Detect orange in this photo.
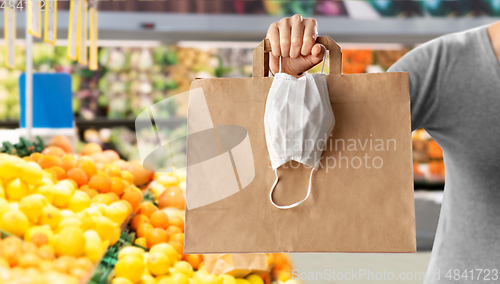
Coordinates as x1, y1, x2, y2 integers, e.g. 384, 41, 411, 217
80, 186, 98, 199
136, 202, 158, 218
185, 254, 203, 270
70, 267, 89, 279
81, 143, 103, 156
169, 215, 185, 232
53, 255, 76, 273
169, 241, 184, 259
30, 152, 43, 163
88, 173, 112, 193
166, 226, 182, 238
48, 135, 74, 154
106, 192, 120, 203
38, 155, 62, 169
146, 228, 168, 248
30, 232, 49, 246
121, 171, 134, 184
127, 160, 154, 186
110, 177, 126, 196
67, 168, 88, 187
137, 223, 154, 238
150, 210, 169, 229
91, 152, 111, 164
118, 200, 133, 215
17, 252, 41, 268
105, 165, 122, 178
1, 236, 22, 265
74, 257, 94, 271
61, 154, 77, 172
130, 214, 149, 231
112, 159, 129, 170
37, 244, 55, 260
78, 160, 97, 179
50, 166, 67, 180
169, 233, 184, 246
121, 188, 143, 211
157, 186, 185, 210
41, 146, 66, 158
21, 242, 39, 254
104, 150, 120, 162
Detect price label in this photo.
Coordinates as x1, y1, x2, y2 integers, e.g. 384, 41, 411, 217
89, 7, 98, 70
44, 0, 57, 45
77, 0, 88, 65
4, 2, 16, 68
28, 0, 42, 38
67, 0, 81, 60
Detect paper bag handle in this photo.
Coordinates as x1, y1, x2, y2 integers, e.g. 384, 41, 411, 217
252, 36, 342, 78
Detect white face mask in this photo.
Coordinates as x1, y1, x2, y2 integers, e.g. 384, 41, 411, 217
264, 47, 335, 209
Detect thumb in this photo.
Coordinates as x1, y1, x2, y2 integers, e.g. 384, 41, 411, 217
306, 43, 326, 67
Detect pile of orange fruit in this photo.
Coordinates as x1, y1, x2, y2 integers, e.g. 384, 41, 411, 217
0, 138, 154, 283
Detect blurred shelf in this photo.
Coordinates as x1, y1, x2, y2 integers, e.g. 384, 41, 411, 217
0, 117, 187, 130
0, 12, 499, 44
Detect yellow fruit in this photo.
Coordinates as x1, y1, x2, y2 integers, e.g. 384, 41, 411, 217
115, 255, 146, 283
24, 225, 54, 247
134, 237, 148, 248
19, 194, 47, 222
169, 273, 190, 284
113, 277, 135, 284
190, 278, 200, 284
57, 180, 76, 193
0, 155, 23, 181
84, 230, 104, 263
111, 277, 134, 284
5, 178, 29, 201
156, 174, 179, 187
90, 203, 107, 215
9, 201, 19, 211
235, 279, 250, 284
157, 276, 171, 284
75, 211, 94, 231
200, 275, 223, 284
0, 258, 10, 268
221, 275, 236, 284
105, 201, 129, 225
92, 215, 116, 241
170, 261, 193, 278
39, 205, 62, 230
34, 185, 55, 204
52, 185, 72, 208
140, 275, 157, 284
0, 198, 10, 218
0, 182, 5, 198
0, 210, 29, 237
147, 252, 171, 276
92, 194, 113, 205
150, 243, 180, 262
245, 275, 263, 284
22, 162, 44, 186
55, 227, 86, 257
55, 217, 83, 233
68, 191, 91, 213
118, 246, 145, 261
39, 176, 54, 188
60, 209, 74, 218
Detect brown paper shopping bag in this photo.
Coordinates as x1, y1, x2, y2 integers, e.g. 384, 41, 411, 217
184, 37, 415, 253
203, 254, 268, 278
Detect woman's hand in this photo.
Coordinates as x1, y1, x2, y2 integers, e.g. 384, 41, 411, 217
266, 15, 325, 76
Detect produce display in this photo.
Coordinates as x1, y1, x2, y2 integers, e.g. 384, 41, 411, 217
412, 129, 445, 183
0, 137, 297, 284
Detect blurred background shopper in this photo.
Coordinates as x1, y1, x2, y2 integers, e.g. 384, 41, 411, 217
267, 15, 500, 284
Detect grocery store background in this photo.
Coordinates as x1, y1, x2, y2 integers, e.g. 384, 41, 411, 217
1, 0, 498, 283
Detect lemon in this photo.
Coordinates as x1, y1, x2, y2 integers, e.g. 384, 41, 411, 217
54, 227, 86, 257
190, 278, 200, 284
0, 183, 5, 198
170, 261, 193, 278
92, 215, 116, 241
156, 175, 178, 187
53, 185, 73, 208
147, 252, 171, 276
90, 203, 107, 215
245, 275, 264, 284
22, 162, 44, 186
60, 209, 74, 218
5, 178, 29, 201
221, 275, 236, 284
9, 201, 19, 211
235, 279, 250, 284
0, 198, 10, 218
24, 225, 55, 247
38, 205, 62, 230
55, 217, 83, 233
105, 201, 129, 225
19, 194, 47, 222
118, 246, 145, 261
39, 177, 54, 188
84, 230, 104, 263
112, 277, 134, 284
56, 180, 76, 194
134, 237, 148, 248
0, 210, 29, 237
156, 275, 171, 284
150, 243, 180, 262
115, 255, 146, 283
140, 275, 157, 284
75, 211, 94, 231
169, 273, 190, 284
34, 185, 55, 204
68, 191, 91, 213
0, 155, 23, 181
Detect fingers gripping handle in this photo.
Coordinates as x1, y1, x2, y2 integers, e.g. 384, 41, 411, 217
252, 36, 342, 78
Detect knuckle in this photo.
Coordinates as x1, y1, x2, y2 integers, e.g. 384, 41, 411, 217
303, 37, 316, 46
291, 38, 302, 47
290, 14, 303, 23
279, 17, 290, 26
304, 18, 317, 26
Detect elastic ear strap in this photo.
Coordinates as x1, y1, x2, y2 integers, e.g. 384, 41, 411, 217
318, 44, 327, 74
269, 168, 316, 210
278, 56, 282, 73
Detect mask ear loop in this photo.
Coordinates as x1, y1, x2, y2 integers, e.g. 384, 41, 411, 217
278, 56, 282, 73
270, 168, 316, 209
318, 44, 327, 74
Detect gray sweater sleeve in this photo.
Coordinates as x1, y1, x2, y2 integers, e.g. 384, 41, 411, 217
388, 38, 445, 131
